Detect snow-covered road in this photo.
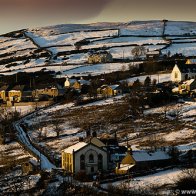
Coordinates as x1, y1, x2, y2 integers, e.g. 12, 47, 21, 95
13, 118, 56, 170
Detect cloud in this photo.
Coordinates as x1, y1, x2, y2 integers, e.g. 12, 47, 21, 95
0, 0, 112, 21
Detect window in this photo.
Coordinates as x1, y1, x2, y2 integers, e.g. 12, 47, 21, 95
89, 154, 94, 163
175, 72, 178, 79
98, 154, 103, 170
80, 155, 85, 170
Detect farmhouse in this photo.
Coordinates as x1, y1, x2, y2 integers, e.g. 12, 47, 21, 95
186, 59, 196, 64
146, 50, 161, 61
171, 64, 196, 82
115, 149, 171, 174
32, 83, 64, 100
115, 150, 135, 175
0, 85, 9, 102
64, 77, 80, 89
97, 84, 122, 97
88, 50, 113, 64
8, 85, 25, 103
131, 150, 171, 170
64, 77, 90, 90
178, 79, 196, 94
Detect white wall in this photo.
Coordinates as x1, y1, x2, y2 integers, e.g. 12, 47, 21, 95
171, 64, 182, 82
74, 144, 107, 174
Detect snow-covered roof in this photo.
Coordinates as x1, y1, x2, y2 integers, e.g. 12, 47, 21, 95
109, 84, 120, 90
146, 50, 160, 55
0, 85, 9, 91
69, 79, 78, 85
78, 79, 90, 85
132, 150, 170, 162
172, 87, 179, 93
62, 142, 88, 154
183, 79, 195, 85
176, 64, 196, 73
186, 59, 196, 64
118, 164, 135, 171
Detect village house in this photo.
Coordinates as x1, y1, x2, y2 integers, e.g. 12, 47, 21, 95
132, 149, 171, 170
32, 83, 64, 100
0, 85, 9, 102
88, 50, 113, 64
97, 84, 122, 97
64, 77, 90, 90
116, 149, 171, 174
64, 77, 80, 89
178, 79, 196, 94
8, 85, 25, 103
146, 50, 161, 61
61, 140, 108, 175
21, 159, 39, 175
186, 58, 196, 64
115, 150, 135, 175
171, 63, 196, 82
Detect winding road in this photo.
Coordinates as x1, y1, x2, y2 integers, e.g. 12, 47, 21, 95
13, 114, 56, 171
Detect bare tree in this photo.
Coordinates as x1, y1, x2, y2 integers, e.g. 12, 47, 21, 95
121, 64, 126, 72
131, 46, 146, 59
53, 119, 63, 137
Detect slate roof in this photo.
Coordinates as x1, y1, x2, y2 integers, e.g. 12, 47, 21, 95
11, 85, 25, 91
183, 79, 195, 85
0, 85, 9, 91
78, 79, 90, 85
177, 64, 196, 73
35, 83, 63, 90
109, 84, 120, 90
132, 150, 170, 162
62, 142, 88, 154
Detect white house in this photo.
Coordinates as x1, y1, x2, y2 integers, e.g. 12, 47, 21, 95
171, 64, 196, 82
64, 77, 90, 90
186, 59, 196, 64
62, 141, 108, 175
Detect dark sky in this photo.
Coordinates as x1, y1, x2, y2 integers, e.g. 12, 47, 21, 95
0, 0, 195, 34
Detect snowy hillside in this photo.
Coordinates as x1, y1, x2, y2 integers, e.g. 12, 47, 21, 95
0, 20, 195, 76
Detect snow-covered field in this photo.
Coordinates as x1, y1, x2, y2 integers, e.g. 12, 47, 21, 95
0, 169, 40, 195
125, 73, 171, 84
0, 142, 32, 168
144, 101, 196, 118
109, 45, 166, 60
0, 20, 195, 75
61, 62, 132, 77
22, 96, 125, 153
25, 30, 119, 48
165, 21, 196, 36
162, 43, 196, 56
105, 168, 182, 190
0, 38, 37, 55
120, 21, 164, 36
91, 36, 167, 47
